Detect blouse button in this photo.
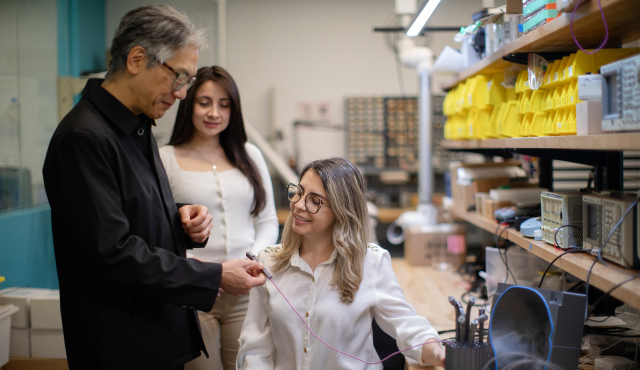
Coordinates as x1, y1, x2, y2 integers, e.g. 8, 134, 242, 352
312, 277, 315, 282
305, 312, 309, 317
137, 127, 144, 136
304, 347, 307, 353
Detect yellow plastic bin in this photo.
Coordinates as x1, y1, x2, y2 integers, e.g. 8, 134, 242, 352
531, 112, 550, 136
465, 75, 489, 109
542, 61, 555, 89
485, 73, 507, 107
499, 101, 522, 138
485, 102, 506, 138
565, 48, 640, 82
468, 106, 493, 139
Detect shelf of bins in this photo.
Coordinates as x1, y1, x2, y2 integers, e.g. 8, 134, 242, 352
450, 205, 640, 310
440, 133, 640, 151
442, 0, 640, 90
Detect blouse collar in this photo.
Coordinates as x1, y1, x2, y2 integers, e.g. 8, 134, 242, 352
290, 246, 338, 275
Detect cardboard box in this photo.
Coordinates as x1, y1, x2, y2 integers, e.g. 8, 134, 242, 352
506, 0, 523, 13
449, 160, 521, 210
4, 358, 68, 370
30, 291, 61, 330
0, 289, 50, 329
9, 329, 29, 358
576, 100, 606, 136
404, 224, 466, 266
456, 177, 510, 210
30, 330, 66, 359
475, 193, 488, 214
483, 199, 513, 220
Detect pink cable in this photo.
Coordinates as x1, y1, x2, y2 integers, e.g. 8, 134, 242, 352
267, 276, 447, 365
570, 0, 609, 55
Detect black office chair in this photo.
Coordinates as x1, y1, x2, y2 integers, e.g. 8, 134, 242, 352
372, 319, 405, 370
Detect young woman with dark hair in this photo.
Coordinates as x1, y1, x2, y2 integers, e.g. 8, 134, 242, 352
159, 66, 279, 370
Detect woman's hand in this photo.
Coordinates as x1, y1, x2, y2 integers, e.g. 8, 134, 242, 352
420, 341, 445, 367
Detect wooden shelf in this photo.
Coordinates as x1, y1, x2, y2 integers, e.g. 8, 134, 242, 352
442, 0, 640, 89
440, 133, 640, 151
450, 205, 640, 310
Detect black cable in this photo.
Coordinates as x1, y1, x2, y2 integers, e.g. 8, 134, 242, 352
590, 272, 640, 312
553, 224, 582, 250
538, 249, 592, 288
494, 221, 517, 285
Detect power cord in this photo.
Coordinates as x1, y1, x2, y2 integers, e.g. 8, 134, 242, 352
553, 224, 583, 251
538, 249, 594, 288
494, 221, 517, 285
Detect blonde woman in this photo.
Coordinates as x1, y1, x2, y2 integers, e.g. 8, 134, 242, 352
237, 158, 445, 369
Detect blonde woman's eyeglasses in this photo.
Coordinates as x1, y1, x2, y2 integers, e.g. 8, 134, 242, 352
287, 183, 330, 214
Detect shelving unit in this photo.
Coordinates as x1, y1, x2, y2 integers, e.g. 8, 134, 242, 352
442, 0, 640, 89
437, 0, 640, 314
440, 133, 640, 151
450, 205, 640, 310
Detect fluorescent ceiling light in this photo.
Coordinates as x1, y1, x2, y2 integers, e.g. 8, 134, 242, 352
406, 0, 443, 37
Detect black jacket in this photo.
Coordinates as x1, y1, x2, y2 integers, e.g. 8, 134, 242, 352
43, 79, 221, 370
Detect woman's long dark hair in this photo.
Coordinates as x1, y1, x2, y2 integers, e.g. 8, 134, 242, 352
169, 66, 266, 216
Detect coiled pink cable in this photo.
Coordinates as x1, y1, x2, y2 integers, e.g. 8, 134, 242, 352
570, 0, 608, 55
267, 276, 446, 365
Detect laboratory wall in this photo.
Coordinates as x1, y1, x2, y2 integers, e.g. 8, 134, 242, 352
105, 0, 483, 166
227, 0, 482, 165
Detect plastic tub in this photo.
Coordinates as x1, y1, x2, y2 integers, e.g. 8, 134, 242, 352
0, 304, 20, 367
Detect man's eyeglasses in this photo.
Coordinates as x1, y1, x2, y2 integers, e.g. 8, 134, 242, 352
287, 183, 330, 214
162, 62, 196, 91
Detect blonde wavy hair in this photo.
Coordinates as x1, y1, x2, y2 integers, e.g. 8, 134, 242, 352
272, 157, 371, 304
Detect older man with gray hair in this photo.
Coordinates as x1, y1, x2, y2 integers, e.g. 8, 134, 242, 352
43, 5, 265, 370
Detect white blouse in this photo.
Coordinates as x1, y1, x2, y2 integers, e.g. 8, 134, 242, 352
237, 244, 441, 370
159, 143, 279, 263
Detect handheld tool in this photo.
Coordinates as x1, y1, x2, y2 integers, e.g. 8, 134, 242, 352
245, 251, 273, 279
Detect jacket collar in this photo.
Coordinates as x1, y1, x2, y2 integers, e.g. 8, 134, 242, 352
81, 78, 156, 135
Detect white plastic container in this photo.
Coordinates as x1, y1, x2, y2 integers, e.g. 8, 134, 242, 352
484, 247, 556, 297
30, 290, 62, 330
0, 304, 20, 366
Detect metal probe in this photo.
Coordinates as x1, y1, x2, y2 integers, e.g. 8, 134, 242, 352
245, 251, 273, 279
447, 296, 460, 342
468, 319, 478, 346
465, 296, 476, 345
455, 300, 466, 344
476, 310, 489, 345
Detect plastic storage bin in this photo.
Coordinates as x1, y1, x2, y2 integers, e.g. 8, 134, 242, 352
484, 246, 554, 297
0, 304, 20, 367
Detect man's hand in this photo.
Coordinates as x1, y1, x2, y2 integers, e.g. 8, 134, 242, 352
421, 341, 445, 367
179, 205, 213, 243
220, 259, 267, 296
